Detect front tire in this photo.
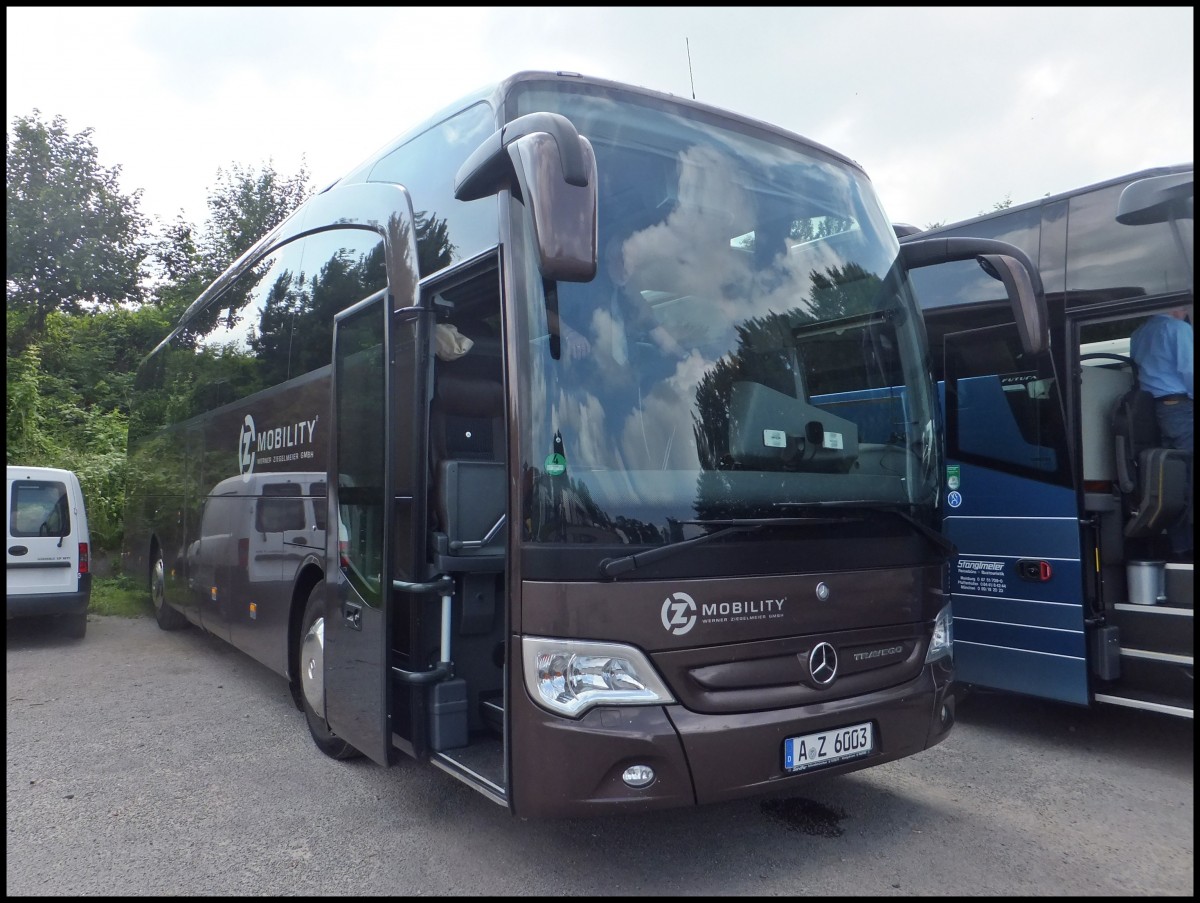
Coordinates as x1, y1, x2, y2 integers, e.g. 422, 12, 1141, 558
299, 581, 360, 760
151, 547, 188, 630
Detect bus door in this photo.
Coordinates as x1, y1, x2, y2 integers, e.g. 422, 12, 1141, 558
942, 322, 1089, 704
325, 295, 394, 763
324, 187, 426, 766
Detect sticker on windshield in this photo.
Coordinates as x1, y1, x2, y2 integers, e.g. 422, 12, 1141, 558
947, 491, 962, 508
546, 430, 567, 476
946, 465, 960, 490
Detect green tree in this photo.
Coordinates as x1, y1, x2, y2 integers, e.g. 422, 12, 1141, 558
147, 159, 313, 314
37, 305, 178, 415
978, 193, 1014, 216
200, 159, 312, 272
7, 110, 317, 556
5, 343, 129, 550
6, 110, 148, 353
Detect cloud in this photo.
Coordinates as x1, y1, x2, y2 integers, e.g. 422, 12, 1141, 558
6, 6, 1192, 232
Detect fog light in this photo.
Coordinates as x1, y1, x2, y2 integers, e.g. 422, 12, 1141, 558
622, 764, 655, 788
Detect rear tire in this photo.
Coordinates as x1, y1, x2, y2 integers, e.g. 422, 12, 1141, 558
151, 548, 188, 630
299, 581, 361, 760
62, 612, 87, 639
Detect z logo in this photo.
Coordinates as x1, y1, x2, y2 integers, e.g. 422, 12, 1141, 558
661, 591, 697, 636
239, 414, 257, 480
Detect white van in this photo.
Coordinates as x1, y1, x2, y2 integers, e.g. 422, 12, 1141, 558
6, 465, 92, 638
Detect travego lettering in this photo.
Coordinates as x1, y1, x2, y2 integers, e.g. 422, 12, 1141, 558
853, 646, 903, 661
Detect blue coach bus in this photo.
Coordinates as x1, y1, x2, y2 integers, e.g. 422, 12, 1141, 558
903, 165, 1193, 719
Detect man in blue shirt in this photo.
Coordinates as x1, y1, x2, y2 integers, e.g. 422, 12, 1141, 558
1130, 305, 1193, 556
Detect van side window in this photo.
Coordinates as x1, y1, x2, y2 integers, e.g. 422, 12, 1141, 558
256, 498, 306, 533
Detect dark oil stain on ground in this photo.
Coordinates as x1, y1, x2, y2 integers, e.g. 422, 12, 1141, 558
760, 797, 847, 837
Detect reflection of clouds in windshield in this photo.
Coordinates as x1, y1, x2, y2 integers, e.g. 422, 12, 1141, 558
618, 354, 706, 472
556, 387, 614, 468
614, 141, 872, 351
536, 140, 886, 492
750, 244, 847, 320
584, 305, 629, 372
622, 145, 754, 298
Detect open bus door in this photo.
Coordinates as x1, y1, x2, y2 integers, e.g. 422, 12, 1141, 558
320, 116, 599, 770
898, 235, 1088, 702
322, 185, 426, 765
941, 321, 1091, 704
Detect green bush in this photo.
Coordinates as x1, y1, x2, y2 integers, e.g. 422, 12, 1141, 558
89, 574, 151, 618
6, 342, 130, 553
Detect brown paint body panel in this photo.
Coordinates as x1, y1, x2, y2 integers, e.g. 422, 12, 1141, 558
509, 566, 951, 817
520, 566, 936, 647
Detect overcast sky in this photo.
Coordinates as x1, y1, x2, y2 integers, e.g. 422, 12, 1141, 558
6, 6, 1194, 233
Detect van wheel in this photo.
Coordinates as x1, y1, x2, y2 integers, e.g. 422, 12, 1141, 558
62, 613, 87, 639
151, 549, 188, 631
299, 581, 361, 760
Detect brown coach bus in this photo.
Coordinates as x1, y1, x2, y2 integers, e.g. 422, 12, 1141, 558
123, 70, 1045, 817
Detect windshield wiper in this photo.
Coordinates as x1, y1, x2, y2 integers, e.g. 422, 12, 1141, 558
775, 501, 957, 557
881, 507, 957, 556
598, 516, 850, 579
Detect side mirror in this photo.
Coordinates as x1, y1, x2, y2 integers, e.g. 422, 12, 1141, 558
1116, 172, 1193, 226
454, 111, 598, 282
901, 236, 1048, 357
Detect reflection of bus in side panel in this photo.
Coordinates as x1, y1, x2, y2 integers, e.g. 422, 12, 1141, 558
903, 164, 1193, 720
125, 71, 1047, 818
126, 363, 330, 677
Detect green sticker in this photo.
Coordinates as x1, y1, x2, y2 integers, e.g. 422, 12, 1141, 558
946, 465, 960, 491
545, 452, 566, 476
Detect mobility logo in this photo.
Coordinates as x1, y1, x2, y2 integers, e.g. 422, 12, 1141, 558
238, 413, 320, 481
660, 591, 787, 635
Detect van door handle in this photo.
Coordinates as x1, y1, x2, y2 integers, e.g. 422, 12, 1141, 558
343, 601, 363, 630
9, 545, 28, 556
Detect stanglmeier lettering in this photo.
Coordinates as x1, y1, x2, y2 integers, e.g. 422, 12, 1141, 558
702, 598, 785, 617
957, 559, 1004, 573
256, 416, 319, 453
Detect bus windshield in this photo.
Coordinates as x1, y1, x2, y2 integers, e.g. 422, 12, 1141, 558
512, 85, 938, 545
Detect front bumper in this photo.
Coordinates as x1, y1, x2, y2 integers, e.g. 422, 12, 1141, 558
508, 655, 954, 818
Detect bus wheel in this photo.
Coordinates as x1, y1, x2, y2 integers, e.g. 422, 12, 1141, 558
151, 547, 188, 631
299, 581, 361, 760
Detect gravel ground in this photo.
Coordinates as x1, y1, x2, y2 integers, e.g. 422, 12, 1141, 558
6, 614, 1193, 896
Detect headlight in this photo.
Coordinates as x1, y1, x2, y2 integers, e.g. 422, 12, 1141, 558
924, 602, 953, 663
522, 637, 675, 718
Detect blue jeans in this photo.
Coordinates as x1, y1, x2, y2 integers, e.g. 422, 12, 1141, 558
1155, 397, 1193, 555
1155, 397, 1193, 452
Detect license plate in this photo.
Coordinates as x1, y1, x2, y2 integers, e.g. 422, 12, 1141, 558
784, 722, 874, 773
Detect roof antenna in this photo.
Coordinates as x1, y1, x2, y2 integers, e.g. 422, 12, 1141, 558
686, 38, 696, 100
